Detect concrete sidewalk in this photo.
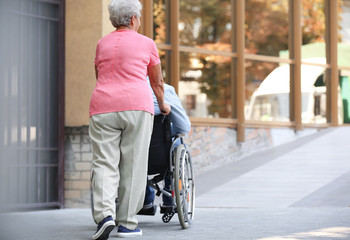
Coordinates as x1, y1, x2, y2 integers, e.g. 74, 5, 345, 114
1, 127, 350, 240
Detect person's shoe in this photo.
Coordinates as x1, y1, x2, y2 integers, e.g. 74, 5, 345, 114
160, 204, 174, 214
137, 205, 157, 215
116, 225, 142, 238
137, 202, 157, 216
141, 202, 153, 210
92, 216, 115, 240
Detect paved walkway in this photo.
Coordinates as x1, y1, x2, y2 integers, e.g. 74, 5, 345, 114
1, 127, 350, 240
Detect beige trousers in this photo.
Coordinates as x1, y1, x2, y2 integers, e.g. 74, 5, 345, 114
89, 111, 153, 229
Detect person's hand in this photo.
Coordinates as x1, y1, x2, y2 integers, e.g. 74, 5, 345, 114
159, 102, 171, 115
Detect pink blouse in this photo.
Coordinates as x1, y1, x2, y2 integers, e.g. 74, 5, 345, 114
89, 30, 160, 117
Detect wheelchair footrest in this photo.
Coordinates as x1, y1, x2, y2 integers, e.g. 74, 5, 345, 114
160, 205, 176, 223
137, 205, 157, 216
162, 212, 175, 223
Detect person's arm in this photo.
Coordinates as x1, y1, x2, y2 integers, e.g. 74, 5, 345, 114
148, 63, 171, 115
165, 86, 191, 135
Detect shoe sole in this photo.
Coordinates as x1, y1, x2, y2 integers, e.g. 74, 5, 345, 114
116, 229, 142, 238
92, 221, 115, 240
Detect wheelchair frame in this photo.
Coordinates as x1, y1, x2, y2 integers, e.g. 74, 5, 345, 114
171, 135, 195, 228
146, 128, 195, 229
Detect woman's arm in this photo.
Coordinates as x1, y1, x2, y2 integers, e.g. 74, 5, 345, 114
148, 63, 171, 115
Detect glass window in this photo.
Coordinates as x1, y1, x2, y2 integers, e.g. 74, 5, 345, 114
300, 65, 327, 124
179, 52, 232, 118
339, 0, 350, 123
339, 0, 350, 68
158, 49, 169, 83
245, 60, 328, 124
300, 0, 326, 64
179, 0, 232, 48
245, 0, 289, 57
250, 93, 289, 121
153, 0, 169, 44
245, 60, 286, 122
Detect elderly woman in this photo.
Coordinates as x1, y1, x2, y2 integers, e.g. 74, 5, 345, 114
89, 0, 170, 239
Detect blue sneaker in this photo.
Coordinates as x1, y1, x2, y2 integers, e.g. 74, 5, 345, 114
92, 216, 115, 240
116, 225, 142, 238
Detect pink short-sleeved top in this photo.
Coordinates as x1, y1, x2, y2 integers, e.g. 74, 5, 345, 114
89, 30, 160, 117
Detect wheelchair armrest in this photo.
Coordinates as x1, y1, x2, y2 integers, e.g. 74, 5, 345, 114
173, 133, 186, 138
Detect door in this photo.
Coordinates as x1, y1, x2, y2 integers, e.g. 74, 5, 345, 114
0, 0, 64, 210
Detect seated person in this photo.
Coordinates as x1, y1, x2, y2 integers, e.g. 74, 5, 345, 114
142, 79, 191, 211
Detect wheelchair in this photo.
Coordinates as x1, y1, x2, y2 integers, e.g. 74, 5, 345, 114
138, 114, 195, 229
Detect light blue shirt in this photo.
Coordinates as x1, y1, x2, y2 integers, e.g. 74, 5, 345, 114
148, 79, 191, 135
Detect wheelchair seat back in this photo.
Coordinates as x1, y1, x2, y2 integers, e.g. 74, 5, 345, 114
148, 115, 172, 175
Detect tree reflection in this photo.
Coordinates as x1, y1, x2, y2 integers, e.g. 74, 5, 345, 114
153, 0, 346, 118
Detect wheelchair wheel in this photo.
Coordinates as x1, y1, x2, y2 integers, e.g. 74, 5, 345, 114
174, 144, 195, 229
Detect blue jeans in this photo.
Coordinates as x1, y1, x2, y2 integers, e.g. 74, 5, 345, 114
144, 177, 172, 206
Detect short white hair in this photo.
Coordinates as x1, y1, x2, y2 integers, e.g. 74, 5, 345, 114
108, 0, 142, 28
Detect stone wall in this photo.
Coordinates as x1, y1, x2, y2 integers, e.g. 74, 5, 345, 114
64, 125, 309, 208
64, 126, 92, 208
186, 126, 273, 176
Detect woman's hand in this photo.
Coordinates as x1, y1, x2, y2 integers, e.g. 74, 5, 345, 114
159, 102, 171, 115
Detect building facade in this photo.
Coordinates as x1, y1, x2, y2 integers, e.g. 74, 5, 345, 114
1, 0, 349, 209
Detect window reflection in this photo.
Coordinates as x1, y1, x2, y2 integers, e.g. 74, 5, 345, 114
301, 0, 325, 44
161, 0, 347, 124
340, 0, 350, 58
299, 0, 326, 65
339, 0, 350, 123
245, 0, 289, 56
153, 0, 168, 44
158, 49, 168, 82
245, 60, 279, 103
179, 52, 232, 118
245, 61, 330, 124
279, 1, 349, 67
179, 0, 232, 48
245, 60, 282, 121
250, 94, 290, 122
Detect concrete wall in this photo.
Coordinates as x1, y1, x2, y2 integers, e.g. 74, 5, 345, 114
65, 0, 114, 127
102, 0, 116, 37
